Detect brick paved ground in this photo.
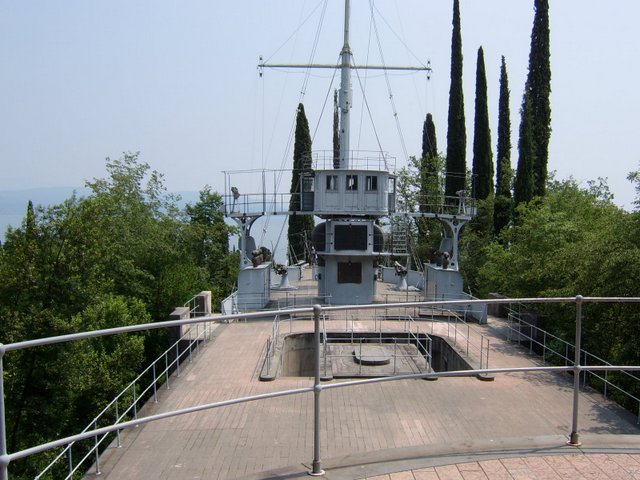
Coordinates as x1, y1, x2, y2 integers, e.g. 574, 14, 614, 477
364, 453, 640, 480
88, 297, 640, 480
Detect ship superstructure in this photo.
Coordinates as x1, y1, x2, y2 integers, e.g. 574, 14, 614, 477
223, 0, 476, 311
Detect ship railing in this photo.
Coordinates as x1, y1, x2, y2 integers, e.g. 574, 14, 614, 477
274, 293, 332, 310
374, 306, 488, 371
426, 308, 490, 371
409, 194, 478, 217
183, 291, 212, 319
423, 292, 487, 324
505, 304, 640, 414
263, 314, 282, 375
220, 290, 238, 316
5, 297, 640, 480
222, 191, 296, 216
221, 191, 477, 218
307, 150, 396, 172
32, 308, 215, 480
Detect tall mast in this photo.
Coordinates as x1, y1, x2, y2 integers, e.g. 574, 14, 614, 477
338, 0, 352, 169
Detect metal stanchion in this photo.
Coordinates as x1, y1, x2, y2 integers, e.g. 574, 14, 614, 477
568, 295, 583, 446
0, 347, 9, 480
309, 305, 325, 476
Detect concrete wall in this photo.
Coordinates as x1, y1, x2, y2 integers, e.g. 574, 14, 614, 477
281, 333, 315, 377
430, 336, 472, 373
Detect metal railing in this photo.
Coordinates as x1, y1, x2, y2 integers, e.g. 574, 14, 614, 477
220, 290, 238, 316
308, 150, 396, 171
274, 293, 333, 310
33, 320, 215, 479
1, 297, 639, 480
319, 311, 435, 378
425, 292, 488, 324
420, 307, 491, 370
505, 305, 640, 422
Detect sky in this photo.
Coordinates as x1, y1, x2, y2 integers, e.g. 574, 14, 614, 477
1, 0, 639, 211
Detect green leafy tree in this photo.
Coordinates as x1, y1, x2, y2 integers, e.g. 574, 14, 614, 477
471, 46, 493, 201
526, 0, 552, 197
185, 186, 238, 306
0, 153, 237, 478
627, 167, 640, 211
475, 178, 640, 411
494, 56, 513, 234
288, 103, 315, 263
445, 0, 467, 199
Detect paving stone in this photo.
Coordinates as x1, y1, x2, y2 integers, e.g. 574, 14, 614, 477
92, 306, 640, 480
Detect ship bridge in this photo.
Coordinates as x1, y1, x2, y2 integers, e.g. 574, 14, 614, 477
222, 151, 476, 220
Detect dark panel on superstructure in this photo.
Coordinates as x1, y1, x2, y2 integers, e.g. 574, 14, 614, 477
335, 225, 367, 250
337, 262, 362, 284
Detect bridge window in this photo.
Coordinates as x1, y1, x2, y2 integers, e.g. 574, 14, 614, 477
346, 175, 358, 191
302, 177, 314, 192
388, 177, 396, 193
365, 175, 378, 191
326, 175, 338, 191
337, 262, 362, 284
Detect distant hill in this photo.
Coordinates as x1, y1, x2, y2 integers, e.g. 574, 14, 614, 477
0, 188, 202, 241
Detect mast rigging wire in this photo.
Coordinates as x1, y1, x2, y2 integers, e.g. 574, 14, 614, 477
261, 1, 329, 252
368, 0, 409, 164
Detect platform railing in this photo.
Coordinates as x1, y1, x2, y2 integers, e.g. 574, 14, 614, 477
505, 305, 640, 422
32, 319, 215, 480
1, 297, 640, 479
420, 309, 490, 370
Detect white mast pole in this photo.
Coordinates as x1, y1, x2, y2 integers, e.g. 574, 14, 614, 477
338, 0, 352, 169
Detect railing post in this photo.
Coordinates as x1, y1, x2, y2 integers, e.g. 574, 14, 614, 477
393, 338, 397, 374
152, 363, 158, 403
466, 325, 470, 356
165, 352, 170, 389
310, 304, 325, 476
454, 317, 457, 345
568, 295, 583, 446
133, 383, 138, 420
480, 334, 484, 369
486, 338, 490, 369
176, 344, 180, 377
94, 420, 101, 475
115, 400, 121, 447
0, 346, 8, 480
68, 444, 73, 477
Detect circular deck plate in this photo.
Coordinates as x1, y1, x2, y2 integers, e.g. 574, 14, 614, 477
353, 345, 391, 365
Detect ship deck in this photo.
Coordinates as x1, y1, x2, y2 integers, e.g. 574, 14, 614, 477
89, 277, 640, 479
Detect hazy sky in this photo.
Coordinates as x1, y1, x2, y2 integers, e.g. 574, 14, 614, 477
2, 1, 639, 209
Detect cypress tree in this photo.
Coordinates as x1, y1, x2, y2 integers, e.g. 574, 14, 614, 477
418, 113, 443, 254
422, 112, 438, 160
471, 46, 493, 201
288, 103, 315, 264
494, 56, 513, 233
514, 92, 535, 207
526, 0, 551, 197
445, 0, 466, 199
419, 113, 439, 212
